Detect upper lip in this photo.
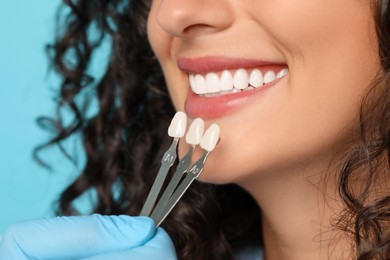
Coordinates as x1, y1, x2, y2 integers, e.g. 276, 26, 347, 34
177, 56, 286, 74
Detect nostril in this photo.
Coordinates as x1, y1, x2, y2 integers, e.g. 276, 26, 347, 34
182, 24, 217, 37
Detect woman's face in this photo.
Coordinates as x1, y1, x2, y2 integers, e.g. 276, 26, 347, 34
147, 0, 380, 184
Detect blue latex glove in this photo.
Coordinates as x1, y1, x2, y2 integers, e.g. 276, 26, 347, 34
0, 214, 177, 259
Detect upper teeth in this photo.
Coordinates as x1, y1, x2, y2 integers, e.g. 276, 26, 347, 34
189, 68, 288, 96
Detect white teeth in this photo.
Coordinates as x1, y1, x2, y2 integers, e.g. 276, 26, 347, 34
221, 89, 240, 95
189, 68, 288, 96
249, 69, 263, 88
189, 74, 196, 92
220, 70, 233, 90
277, 68, 289, 79
194, 74, 207, 94
233, 69, 249, 90
205, 73, 220, 93
244, 86, 255, 91
263, 71, 276, 84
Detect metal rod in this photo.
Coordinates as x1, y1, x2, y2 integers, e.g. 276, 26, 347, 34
153, 152, 209, 226
150, 147, 194, 220
139, 139, 178, 216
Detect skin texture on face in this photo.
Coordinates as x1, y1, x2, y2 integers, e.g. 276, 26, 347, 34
148, 0, 379, 185
147, 1, 380, 258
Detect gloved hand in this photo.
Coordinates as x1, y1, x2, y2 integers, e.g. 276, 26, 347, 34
0, 214, 177, 259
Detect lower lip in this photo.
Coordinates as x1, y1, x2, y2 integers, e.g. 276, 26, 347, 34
185, 79, 281, 119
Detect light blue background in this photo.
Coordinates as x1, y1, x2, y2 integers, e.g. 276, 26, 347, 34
0, 1, 92, 233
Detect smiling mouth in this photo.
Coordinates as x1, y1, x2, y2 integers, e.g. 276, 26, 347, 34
180, 56, 289, 118
189, 68, 289, 97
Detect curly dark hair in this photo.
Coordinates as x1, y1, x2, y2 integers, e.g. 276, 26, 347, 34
36, 0, 389, 259
335, 2, 390, 259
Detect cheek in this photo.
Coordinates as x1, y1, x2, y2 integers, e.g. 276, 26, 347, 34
258, 0, 379, 135
195, 2, 379, 183
257, 1, 376, 61
147, 0, 175, 74
147, 3, 186, 110
164, 66, 188, 111
147, 1, 165, 61
147, 0, 380, 184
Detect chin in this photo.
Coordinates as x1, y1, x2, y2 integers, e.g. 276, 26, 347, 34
196, 168, 231, 184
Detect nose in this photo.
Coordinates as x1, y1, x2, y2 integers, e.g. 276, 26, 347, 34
156, 0, 233, 37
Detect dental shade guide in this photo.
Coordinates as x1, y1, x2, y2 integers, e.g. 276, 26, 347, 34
149, 118, 205, 222
139, 113, 220, 227
152, 123, 220, 227
139, 111, 187, 216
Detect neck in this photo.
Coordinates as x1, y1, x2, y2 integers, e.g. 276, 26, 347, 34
238, 153, 353, 260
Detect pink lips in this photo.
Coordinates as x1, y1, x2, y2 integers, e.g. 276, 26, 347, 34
177, 56, 281, 74
178, 56, 287, 119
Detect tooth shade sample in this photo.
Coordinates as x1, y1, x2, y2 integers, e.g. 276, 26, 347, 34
233, 69, 249, 89
220, 70, 234, 91
168, 112, 187, 138
185, 118, 205, 145
200, 124, 220, 152
249, 69, 264, 87
263, 71, 276, 84
205, 73, 220, 93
